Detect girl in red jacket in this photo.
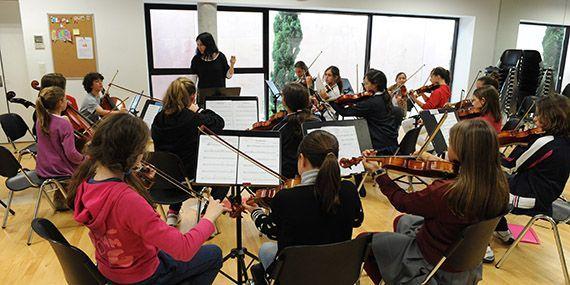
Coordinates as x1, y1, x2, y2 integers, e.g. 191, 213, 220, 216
67, 113, 229, 284
411, 67, 451, 110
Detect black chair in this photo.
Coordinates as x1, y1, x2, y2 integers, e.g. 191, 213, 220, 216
420, 216, 503, 284
562, 84, 570, 98
265, 233, 372, 285
146, 151, 204, 222
31, 218, 108, 285
0, 146, 67, 245
496, 199, 570, 284
0, 113, 37, 161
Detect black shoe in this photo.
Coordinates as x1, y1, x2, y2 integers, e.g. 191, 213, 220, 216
251, 263, 267, 285
359, 187, 367, 198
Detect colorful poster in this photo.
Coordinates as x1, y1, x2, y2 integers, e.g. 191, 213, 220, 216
76, 37, 94, 59
55, 29, 72, 42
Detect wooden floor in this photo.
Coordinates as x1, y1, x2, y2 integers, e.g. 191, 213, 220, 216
1, 144, 569, 284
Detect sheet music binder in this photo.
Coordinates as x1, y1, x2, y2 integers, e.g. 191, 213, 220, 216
205, 96, 259, 130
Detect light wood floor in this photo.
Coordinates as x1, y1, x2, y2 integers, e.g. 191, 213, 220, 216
1, 144, 569, 284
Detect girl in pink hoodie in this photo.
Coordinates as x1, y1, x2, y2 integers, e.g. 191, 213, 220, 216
66, 113, 229, 284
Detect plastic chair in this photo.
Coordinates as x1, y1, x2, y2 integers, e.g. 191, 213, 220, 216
0, 113, 37, 161
496, 199, 570, 284
421, 216, 503, 284
0, 146, 68, 245
266, 233, 372, 285
146, 151, 204, 222
31, 218, 108, 285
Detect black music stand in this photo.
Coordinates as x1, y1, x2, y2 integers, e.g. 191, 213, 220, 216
265, 80, 281, 115
198, 87, 241, 107
194, 130, 281, 285
419, 110, 457, 154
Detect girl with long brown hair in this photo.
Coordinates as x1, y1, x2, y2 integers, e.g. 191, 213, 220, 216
471, 86, 503, 133
35, 86, 85, 210
360, 119, 509, 284
151, 77, 224, 226
67, 113, 228, 285
271, 82, 320, 179
243, 130, 363, 275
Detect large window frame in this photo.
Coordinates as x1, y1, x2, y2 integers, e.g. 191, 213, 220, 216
518, 21, 570, 92
144, 3, 459, 119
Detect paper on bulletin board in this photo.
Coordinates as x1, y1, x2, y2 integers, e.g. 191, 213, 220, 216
75, 37, 94, 59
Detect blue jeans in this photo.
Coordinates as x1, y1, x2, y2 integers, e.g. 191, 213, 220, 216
137, 245, 222, 285
258, 242, 278, 270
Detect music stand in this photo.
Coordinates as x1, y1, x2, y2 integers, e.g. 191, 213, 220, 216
341, 78, 354, 94
139, 99, 163, 128
205, 96, 259, 130
128, 93, 142, 116
265, 80, 281, 115
198, 87, 241, 107
194, 130, 281, 285
419, 109, 458, 154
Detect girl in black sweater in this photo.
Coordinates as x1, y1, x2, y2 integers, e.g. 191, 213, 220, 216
151, 77, 224, 226
244, 130, 364, 273
272, 82, 320, 179
488, 94, 570, 260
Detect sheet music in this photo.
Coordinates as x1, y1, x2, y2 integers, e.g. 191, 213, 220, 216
206, 100, 258, 130
308, 125, 365, 176
195, 135, 239, 184
142, 103, 162, 128
236, 136, 281, 185
433, 112, 458, 145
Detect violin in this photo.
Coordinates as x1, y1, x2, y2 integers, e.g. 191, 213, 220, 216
340, 155, 457, 178
100, 70, 126, 112
247, 177, 302, 209
31, 80, 94, 150
334, 91, 374, 106
410, 84, 440, 95
251, 110, 287, 131
498, 128, 544, 146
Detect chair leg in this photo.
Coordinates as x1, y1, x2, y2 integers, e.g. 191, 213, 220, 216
2, 191, 15, 228
548, 218, 570, 284
496, 215, 541, 268
27, 187, 45, 245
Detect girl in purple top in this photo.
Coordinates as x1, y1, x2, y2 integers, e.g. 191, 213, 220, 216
35, 86, 85, 209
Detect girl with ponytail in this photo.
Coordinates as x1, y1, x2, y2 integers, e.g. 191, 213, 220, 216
330, 69, 400, 154
244, 130, 364, 273
35, 86, 85, 210
68, 113, 228, 284
411, 66, 452, 110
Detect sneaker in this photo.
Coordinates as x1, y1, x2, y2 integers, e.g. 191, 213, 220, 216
483, 246, 495, 263
494, 230, 515, 245
166, 211, 181, 226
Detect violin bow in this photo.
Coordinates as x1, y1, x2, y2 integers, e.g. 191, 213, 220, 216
139, 160, 205, 199
389, 64, 426, 97
109, 82, 154, 101
465, 70, 482, 100
104, 69, 119, 98
416, 111, 448, 158
198, 125, 287, 183
513, 100, 536, 130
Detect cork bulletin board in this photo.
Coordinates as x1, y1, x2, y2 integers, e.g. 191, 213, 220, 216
48, 14, 97, 78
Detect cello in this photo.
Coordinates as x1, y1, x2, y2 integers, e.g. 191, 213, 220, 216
31, 80, 94, 150
100, 70, 127, 112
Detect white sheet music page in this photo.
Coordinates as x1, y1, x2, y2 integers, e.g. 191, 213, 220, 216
236, 136, 281, 186
308, 126, 365, 176
142, 104, 162, 128
195, 135, 239, 185
206, 100, 258, 130
433, 112, 458, 146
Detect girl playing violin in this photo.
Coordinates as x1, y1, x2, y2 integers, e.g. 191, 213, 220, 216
470, 86, 503, 133
411, 67, 452, 110
244, 130, 363, 274
294, 61, 314, 90
151, 77, 225, 226
80, 72, 123, 122
330, 69, 401, 154
67, 113, 229, 285
387, 72, 409, 112
360, 119, 509, 284
35, 86, 86, 210
318, 66, 343, 102
487, 94, 570, 260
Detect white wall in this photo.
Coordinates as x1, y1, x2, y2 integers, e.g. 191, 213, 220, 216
0, 0, 32, 143
18, 0, 150, 111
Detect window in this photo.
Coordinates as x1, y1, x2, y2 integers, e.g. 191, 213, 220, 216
149, 9, 198, 68
269, 11, 368, 94
217, 11, 263, 68
517, 23, 566, 90
369, 16, 456, 90
226, 73, 266, 119
151, 74, 195, 100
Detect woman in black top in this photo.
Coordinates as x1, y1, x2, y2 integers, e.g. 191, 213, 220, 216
244, 130, 364, 271
151, 77, 224, 226
189, 32, 236, 89
271, 82, 320, 179
330, 69, 400, 154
